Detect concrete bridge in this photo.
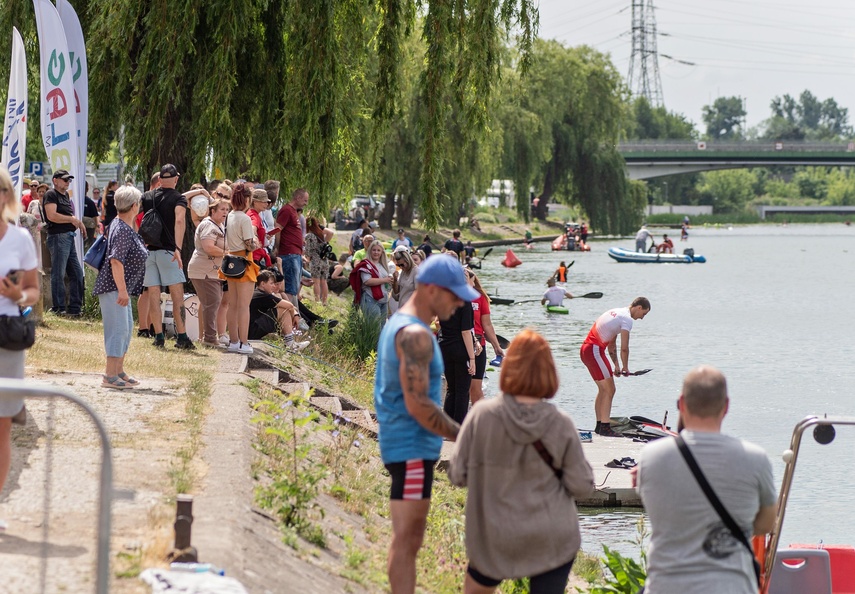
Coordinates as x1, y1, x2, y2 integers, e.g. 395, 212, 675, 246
619, 140, 855, 180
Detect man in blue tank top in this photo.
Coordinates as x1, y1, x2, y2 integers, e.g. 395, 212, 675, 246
374, 254, 479, 593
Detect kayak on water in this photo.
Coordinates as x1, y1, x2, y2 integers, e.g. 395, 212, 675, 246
545, 304, 569, 314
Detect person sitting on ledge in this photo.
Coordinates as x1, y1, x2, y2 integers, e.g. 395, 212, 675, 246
248, 269, 310, 351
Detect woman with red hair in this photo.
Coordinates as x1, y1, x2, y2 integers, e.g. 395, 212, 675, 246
449, 329, 594, 594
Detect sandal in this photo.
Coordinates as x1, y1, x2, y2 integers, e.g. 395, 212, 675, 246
118, 372, 140, 386
102, 376, 131, 390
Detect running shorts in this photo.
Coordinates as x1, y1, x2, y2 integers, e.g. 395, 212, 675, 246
580, 341, 613, 381
385, 459, 436, 500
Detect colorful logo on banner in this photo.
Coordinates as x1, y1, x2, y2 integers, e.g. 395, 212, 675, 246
33, 0, 82, 258
1, 27, 28, 200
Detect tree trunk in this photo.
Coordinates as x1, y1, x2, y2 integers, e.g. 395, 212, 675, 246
378, 191, 395, 229
535, 165, 556, 220
396, 195, 415, 227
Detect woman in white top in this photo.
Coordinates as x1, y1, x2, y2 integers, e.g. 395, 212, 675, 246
0, 165, 40, 528
188, 198, 229, 347
218, 182, 260, 354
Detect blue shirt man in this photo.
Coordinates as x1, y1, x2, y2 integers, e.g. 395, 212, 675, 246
373, 254, 479, 593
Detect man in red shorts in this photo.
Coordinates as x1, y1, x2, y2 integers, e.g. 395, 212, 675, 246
580, 297, 650, 437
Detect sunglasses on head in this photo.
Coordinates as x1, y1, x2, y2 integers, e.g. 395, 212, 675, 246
215, 192, 228, 199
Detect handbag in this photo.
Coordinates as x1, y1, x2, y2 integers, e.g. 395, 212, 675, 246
220, 215, 248, 279
83, 233, 108, 271
0, 312, 36, 350
675, 435, 762, 587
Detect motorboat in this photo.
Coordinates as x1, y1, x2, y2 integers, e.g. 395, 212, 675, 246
607, 246, 706, 263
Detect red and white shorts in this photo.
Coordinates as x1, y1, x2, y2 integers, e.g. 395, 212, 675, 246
385, 459, 436, 500
580, 341, 613, 381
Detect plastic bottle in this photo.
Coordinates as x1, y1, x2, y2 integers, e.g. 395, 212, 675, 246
169, 562, 225, 576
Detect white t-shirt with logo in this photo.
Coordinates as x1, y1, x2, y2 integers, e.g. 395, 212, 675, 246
589, 307, 633, 345
0, 225, 38, 317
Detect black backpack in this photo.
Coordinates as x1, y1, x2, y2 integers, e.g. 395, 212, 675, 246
138, 191, 165, 246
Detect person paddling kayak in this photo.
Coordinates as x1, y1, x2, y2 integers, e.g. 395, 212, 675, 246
554, 261, 570, 283
541, 277, 573, 307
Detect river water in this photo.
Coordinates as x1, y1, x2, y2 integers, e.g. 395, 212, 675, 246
475, 224, 855, 557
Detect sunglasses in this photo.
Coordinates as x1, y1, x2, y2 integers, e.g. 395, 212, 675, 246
214, 192, 228, 199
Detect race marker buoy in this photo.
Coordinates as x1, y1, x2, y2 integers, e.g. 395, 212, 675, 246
501, 249, 522, 268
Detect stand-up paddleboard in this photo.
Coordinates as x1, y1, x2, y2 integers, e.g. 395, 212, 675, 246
545, 304, 569, 314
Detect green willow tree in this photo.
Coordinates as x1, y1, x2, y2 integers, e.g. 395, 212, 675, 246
0, 0, 537, 229
496, 40, 640, 234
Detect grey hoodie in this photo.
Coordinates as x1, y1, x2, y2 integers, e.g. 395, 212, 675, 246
448, 393, 594, 580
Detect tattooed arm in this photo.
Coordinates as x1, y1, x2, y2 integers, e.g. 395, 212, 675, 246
396, 324, 460, 440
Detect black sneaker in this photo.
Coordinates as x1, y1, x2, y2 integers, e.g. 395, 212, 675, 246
137, 329, 151, 338
598, 427, 621, 438
175, 337, 196, 350
152, 336, 166, 349
324, 319, 339, 329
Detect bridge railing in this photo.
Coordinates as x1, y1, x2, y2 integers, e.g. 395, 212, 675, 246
618, 140, 855, 153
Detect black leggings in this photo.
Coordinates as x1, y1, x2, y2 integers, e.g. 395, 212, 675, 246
441, 347, 472, 425
467, 558, 575, 593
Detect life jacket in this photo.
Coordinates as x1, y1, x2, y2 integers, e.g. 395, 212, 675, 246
557, 266, 567, 282
349, 259, 385, 304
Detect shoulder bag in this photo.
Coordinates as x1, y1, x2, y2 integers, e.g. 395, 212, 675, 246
532, 437, 563, 480
83, 233, 108, 271
220, 215, 248, 279
0, 308, 36, 350
675, 435, 761, 587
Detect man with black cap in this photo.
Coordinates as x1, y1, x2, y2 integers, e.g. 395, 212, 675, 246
140, 164, 194, 349
43, 169, 86, 316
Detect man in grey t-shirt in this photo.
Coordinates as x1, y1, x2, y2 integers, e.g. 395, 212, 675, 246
635, 366, 777, 594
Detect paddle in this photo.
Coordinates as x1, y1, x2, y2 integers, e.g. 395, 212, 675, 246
616, 369, 652, 377
513, 292, 604, 306
496, 334, 510, 349
480, 247, 494, 259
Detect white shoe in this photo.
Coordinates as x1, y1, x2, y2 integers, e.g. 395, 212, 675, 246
227, 342, 240, 352
237, 342, 254, 354
219, 335, 230, 346
288, 340, 310, 352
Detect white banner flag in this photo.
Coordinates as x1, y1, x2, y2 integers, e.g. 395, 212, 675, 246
32, 0, 82, 259
1, 27, 27, 202
56, 0, 88, 213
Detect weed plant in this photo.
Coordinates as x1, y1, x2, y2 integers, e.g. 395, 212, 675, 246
252, 387, 332, 547
586, 516, 649, 593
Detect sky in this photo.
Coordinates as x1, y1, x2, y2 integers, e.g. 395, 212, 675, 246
534, 0, 855, 131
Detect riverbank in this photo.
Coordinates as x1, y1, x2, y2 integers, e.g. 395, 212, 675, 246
6, 308, 604, 592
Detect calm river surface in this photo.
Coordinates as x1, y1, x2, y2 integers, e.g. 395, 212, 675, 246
475, 224, 855, 557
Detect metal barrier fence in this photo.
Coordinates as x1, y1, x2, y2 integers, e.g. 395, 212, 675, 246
0, 378, 112, 594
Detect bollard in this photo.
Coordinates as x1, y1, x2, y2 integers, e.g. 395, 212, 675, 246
170, 494, 198, 562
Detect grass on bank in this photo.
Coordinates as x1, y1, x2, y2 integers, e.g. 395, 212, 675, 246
28, 312, 217, 498
647, 211, 855, 225
252, 291, 616, 592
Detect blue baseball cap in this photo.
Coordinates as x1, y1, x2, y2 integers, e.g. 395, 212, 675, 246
416, 254, 479, 301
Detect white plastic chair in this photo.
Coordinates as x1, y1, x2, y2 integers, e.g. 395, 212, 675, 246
768, 548, 832, 594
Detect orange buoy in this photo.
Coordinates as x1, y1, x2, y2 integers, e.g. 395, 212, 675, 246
502, 249, 522, 268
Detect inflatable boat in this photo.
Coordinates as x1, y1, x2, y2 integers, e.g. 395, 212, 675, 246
608, 246, 706, 264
